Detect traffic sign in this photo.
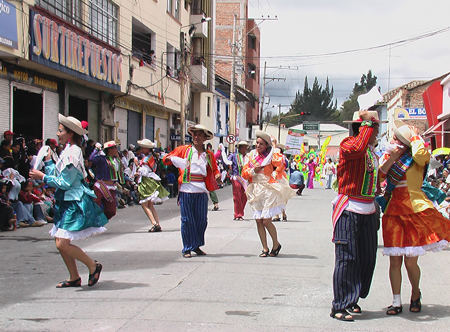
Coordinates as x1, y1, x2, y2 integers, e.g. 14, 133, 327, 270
226, 134, 236, 144
303, 123, 319, 131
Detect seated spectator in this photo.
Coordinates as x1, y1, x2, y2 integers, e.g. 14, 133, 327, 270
123, 176, 138, 205
18, 181, 46, 226
0, 181, 15, 231
289, 166, 305, 196
42, 185, 56, 223
3, 168, 42, 228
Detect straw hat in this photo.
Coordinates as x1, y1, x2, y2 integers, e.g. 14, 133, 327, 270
255, 130, 271, 145
237, 140, 250, 146
59, 114, 88, 135
393, 120, 412, 147
103, 140, 117, 149
276, 143, 285, 150
137, 138, 156, 149
187, 124, 214, 140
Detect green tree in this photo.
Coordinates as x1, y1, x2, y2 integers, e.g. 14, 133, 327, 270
275, 76, 339, 128
340, 70, 378, 123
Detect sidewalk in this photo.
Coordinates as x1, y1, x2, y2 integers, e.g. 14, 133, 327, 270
1, 184, 450, 331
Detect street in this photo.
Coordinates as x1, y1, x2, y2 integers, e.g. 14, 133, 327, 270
1, 183, 450, 331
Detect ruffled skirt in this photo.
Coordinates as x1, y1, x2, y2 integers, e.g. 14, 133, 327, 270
138, 177, 170, 204
50, 193, 109, 241
245, 175, 296, 219
383, 207, 450, 257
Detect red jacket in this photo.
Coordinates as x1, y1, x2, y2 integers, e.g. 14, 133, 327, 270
336, 125, 378, 202
163, 145, 220, 192
19, 191, 41, 204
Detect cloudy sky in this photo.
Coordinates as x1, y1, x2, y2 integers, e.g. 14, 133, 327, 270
247, 0, 450, 114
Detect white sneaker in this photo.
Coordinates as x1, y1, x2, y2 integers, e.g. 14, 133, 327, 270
31, 221, 45, 227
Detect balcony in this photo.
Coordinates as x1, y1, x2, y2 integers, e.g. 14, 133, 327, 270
190, 14, 208, 38
190, 62, 208, 92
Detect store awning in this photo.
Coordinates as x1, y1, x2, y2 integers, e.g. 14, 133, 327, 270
423, 119, 448, 136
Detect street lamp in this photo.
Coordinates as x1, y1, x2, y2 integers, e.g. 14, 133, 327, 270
179, 17, 211, 145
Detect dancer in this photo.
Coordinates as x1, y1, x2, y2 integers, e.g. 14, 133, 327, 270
163, 125, 220, 258
379, 121, 450, 315
137, 138, 169, 232
272, 143, 289, 222
330, 110, 381, 321
242, 131, 295, 257
306, 155, 317, 189
89, 140, 125, 219
228, 140, 249, 220
30, 114, 108, 288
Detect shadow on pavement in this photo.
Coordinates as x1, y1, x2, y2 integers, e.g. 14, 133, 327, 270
75, 280, 149, 291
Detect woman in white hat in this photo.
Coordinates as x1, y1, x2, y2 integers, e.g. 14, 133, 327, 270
137, 138, 169, 232
379, 121, 450, 315
242, 131, 295, 257
30, 114, 108, 288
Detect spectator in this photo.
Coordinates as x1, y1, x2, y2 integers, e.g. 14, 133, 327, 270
289, 165, 305, 196
45, 138, 60, 163
3, 130, 14, 142
19, 181, 46, 225
0, 181, 15, 231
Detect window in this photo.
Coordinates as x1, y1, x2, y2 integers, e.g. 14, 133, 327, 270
207, 96, 210, 117
132, 18, 156, 66
248, 63, 256, 80
37, 0, 82, 27
168, 0, 180, 20
166, 43, 180, 79
248, 35, 257, 50
90, 0, 118, 46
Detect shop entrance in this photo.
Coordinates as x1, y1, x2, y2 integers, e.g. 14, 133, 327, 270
69, 96, 88, 123
13, 87, 43, 141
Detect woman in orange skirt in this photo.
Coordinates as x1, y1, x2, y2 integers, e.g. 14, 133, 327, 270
379, 120, 450, 316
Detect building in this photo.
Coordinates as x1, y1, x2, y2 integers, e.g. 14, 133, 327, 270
214, 0, 260, 147
0, 0, 216, 151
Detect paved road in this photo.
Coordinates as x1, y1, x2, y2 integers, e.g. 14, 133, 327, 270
1, 183, 450, 331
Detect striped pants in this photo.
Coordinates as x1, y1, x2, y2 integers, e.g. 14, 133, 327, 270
332, 210, 378, 310
179, 192, 208, 253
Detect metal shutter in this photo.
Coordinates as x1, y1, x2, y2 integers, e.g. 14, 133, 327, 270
145, 115, 154, 141
88, 100, 99, 143
127, 110, 141, 147
114, 107, 128, 148
43, 90, 60, 140
0, 79, 10, 135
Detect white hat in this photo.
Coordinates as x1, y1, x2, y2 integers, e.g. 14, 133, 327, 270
128, 144, 135, 150
103, 140, 117, 149
137, 138, 156, 148
276, 143, 285, 150
255, 130, 271, 145
59, 114, 88, 135
393, 120, 412, 147
343, 111, 387, 123
237, 140, 250, 146
187, 124, 214, 140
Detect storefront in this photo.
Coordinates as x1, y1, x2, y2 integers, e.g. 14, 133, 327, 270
114, 98, 142, 149
143, 106, 169, 149
0, 61, 60, 142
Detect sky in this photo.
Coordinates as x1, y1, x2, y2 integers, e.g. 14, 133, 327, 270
247, 0, 450, 115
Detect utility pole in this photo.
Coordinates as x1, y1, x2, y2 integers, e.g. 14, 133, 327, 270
229, 14, 237, 153
180, 32, 186, 145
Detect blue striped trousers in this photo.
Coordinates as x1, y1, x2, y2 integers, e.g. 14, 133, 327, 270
332, 210, 378, 310
179, 192, 208, 253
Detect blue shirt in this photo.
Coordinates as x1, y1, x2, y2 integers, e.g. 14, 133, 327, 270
289, 170, 304, 186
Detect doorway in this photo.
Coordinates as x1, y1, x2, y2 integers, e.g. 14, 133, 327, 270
13, 87, 43, 141
69, 96, 88, 123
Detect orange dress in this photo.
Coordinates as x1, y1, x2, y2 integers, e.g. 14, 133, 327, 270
381, 137, 450, 256
242, 150, 295, 219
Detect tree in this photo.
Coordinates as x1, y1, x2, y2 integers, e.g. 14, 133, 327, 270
277, 76, 339, 128
340, 70, 378, 123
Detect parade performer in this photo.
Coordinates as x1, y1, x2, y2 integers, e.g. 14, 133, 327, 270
306, 154, 317, 189
379, 121, 450, 316
227, 140, 250, 220
272, 143, 289, 222
89, 140, 125, 219
30, 114, 108, 288
137, 138, 169, 232
330, 110, 382, 321
242, 131, 295, 257
163, 124, 221, 258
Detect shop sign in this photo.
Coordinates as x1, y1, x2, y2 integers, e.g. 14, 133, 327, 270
115, 98, 141, 113
395, 108, 427, 120
170, 134, 192, 142
29, 8, 122, 91
0, 61, 58, 91
0, 0, 18, 49
143, 105, 169, 119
